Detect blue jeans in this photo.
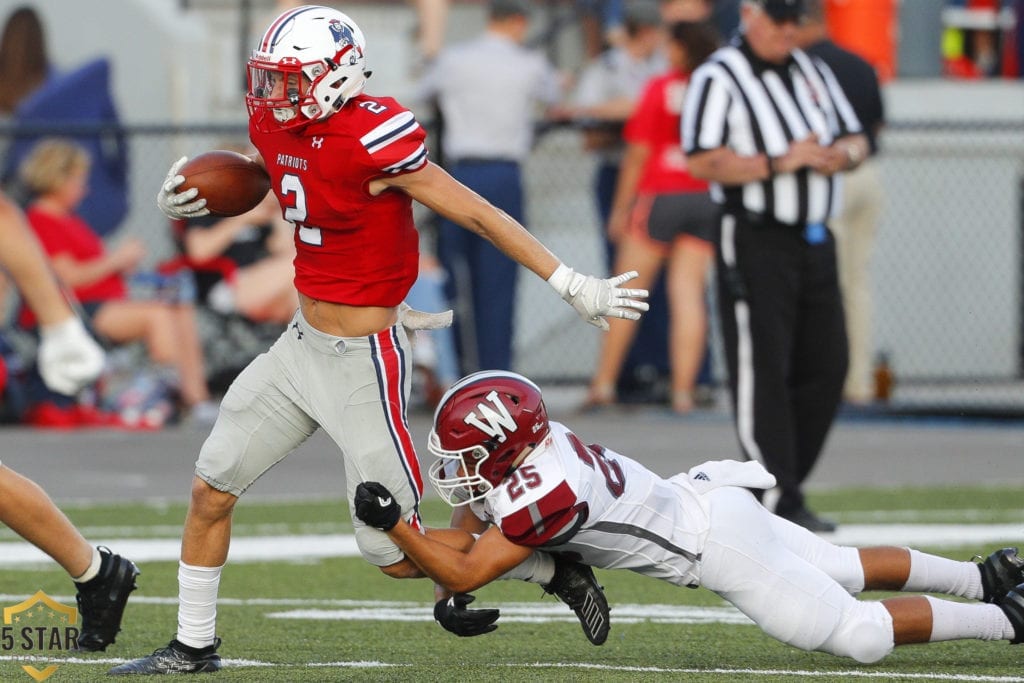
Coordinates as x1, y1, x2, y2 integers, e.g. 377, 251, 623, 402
438, 160, 523, 372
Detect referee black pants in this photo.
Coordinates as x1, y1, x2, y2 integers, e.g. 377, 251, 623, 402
715, 210, 848, 516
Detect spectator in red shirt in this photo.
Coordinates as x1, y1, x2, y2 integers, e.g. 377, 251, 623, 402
18, 138, 217, 423
585, 20, 720, 414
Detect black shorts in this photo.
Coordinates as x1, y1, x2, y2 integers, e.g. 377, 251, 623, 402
628, 192, 717, 250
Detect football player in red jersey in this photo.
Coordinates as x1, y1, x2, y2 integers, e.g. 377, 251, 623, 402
356, 370, 1024, 664
112, 6, 643, 675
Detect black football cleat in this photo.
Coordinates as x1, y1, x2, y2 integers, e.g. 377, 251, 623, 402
978, 547, 1024, 604
542, 557, 610, 645
108, 638, 222, 675
999, 584, 1024, 644
778, 506, 838, 533
74, 547, 140, 652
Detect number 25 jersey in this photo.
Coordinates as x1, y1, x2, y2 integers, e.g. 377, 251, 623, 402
477, 421, 711, 587
249, 94, 428, 306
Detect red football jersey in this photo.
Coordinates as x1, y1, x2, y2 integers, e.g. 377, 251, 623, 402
249, 95, 428, 306
623, 70, 708, 195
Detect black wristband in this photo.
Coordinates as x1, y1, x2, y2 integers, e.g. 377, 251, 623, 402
767, 155, 777, 177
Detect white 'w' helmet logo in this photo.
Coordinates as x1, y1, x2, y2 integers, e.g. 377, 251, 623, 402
463, 391, 517, 443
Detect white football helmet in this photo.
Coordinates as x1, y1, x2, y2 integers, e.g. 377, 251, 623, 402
246, 5, 370, 132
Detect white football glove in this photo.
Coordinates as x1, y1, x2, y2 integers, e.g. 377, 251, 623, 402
398, 301, 454, 335
156, 156, 209, 219
37, 317, 106, 396
547, 263, 649, 331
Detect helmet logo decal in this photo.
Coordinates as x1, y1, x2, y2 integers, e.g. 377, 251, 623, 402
463, 391, 517, 443
329, 19, 357, 51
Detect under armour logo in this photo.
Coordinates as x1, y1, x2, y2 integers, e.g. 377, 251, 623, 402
292, 321, 304, 340
377, 496, 392, 507
311, 136, 324, 149
693, 471, 710, 481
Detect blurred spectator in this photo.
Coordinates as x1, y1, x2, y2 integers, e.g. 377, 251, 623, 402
565, 1, 668, 404
585, 20, 720, 414
0, 6, 128, 236
411, 0, 450, 63
578, 1, 627, 58
415, 0, 563, 373
0, 6, 49, 117
707, 0, 742, 37
569, 0, 668, 267
942, 0, 1016, 77
569, 0, 713, 405
659, 0, 717, 24
178, 192, 298, 326
798, 0, 886, 405
172, 142, 297, 392
1017, 0, 1024, 76
17, 139, 217, 425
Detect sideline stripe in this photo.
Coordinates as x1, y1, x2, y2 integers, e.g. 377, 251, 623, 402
0, 523, 1020, 566
0, 656, 1019, 681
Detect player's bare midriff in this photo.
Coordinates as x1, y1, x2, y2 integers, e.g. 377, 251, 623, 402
298, 292, 398, 338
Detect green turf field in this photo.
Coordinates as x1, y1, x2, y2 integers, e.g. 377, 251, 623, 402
0, 485, 1021, 682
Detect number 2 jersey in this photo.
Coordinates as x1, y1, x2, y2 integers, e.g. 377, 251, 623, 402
248, 94, 428, 306
473, 421, 712, 587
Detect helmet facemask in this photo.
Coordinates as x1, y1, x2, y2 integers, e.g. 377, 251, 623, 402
427, 431, 495, 506
246, 6, 370, 133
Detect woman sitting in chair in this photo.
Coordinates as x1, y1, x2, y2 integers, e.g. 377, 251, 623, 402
17, 138, 217, 424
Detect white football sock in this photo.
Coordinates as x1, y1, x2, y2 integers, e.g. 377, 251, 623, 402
176, 562, 223, 649
924, 596, 1016, 642
72, 547, 103, 583
904, 548, 984, 599
497, 551, 556, 584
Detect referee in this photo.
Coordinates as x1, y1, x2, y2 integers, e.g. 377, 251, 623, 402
681, 0, 868, 532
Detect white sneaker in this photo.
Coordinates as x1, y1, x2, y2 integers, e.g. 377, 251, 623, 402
187, 400, 220, 426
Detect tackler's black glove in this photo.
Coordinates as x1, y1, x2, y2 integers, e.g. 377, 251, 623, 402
434, 593, 500, 637
354, 482, 402, 531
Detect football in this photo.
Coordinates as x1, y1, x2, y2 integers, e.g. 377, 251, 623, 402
178, 150, 272, 217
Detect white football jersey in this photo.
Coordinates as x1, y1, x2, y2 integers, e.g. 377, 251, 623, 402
477, 421, 711, 587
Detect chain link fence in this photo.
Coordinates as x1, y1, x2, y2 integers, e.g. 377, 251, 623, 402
2, 119, 1022, 415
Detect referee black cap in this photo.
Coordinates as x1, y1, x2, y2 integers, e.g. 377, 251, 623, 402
750, 0, 806, 22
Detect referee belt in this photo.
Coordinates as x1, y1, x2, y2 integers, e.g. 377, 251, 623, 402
728, 210, 830, 244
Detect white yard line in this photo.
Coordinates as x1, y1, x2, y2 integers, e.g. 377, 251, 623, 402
0, 595, 1021, 680
0, 656, 1021, 681
0, 524, 1020, 567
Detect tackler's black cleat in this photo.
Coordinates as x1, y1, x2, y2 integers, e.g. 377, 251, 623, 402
998, 584, 1024, 644
74, 547, 140, 652
542, 557, 610, 645
978, 547, 1024, 604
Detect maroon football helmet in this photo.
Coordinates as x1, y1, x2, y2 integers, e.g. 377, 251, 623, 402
428, 371, 550, 505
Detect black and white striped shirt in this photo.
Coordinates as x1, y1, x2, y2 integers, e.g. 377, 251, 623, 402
681, 37, 862, 225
